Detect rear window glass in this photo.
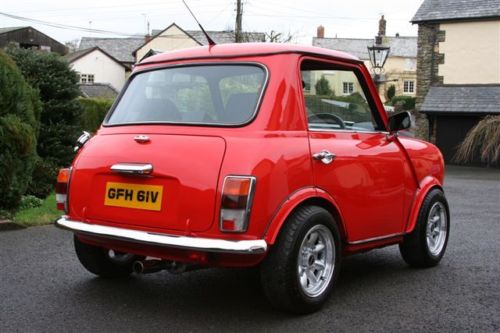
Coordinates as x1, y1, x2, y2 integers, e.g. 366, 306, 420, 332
105, 65, 266, 126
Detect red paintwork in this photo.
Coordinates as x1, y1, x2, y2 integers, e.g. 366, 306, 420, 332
67, 43, 445, 266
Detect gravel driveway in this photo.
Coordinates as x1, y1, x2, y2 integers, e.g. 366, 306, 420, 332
1, 166, 499, 332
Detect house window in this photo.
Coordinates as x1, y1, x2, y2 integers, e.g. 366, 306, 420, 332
343, 82, 354, 95
80, 74, 95, 84
403, 80, 415, 94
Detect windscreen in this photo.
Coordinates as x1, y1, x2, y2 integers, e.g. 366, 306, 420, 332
106, 64, 266, 126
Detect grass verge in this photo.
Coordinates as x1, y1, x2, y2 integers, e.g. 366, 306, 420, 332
14, 193, 60, 227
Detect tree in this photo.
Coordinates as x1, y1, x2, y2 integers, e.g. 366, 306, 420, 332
65, 39, 80, 53
0, 51, 40, 212
6, 48, 83, 198
6, 48, 82, 167
265, 30, 294, 43
315, 75, 332, 96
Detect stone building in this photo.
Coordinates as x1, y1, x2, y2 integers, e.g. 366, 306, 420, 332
313, 17, 417, 102
412, 0, 500, 165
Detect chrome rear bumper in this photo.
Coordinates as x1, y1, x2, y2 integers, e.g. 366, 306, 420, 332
55, 216, 267, 254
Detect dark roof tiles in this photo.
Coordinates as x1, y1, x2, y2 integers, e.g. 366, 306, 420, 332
412, 0, 500, 22
313, 36, 417, 59
421, 85, 500, 114
79, 37, 143, 63
79, 83, 119, 99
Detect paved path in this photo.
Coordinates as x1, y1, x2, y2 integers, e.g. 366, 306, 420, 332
1, 166, 499, 332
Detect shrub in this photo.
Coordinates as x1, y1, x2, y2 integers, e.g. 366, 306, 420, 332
0, 51, 40, 211
78, 98, 113, 132
19, 195, 44, 210
390, 95, 416, 111
315, 75, 332, 96
6, 48, 82, 168
27, 157, 58, 199
454, 115, 500, 166
386, 85, 396, 100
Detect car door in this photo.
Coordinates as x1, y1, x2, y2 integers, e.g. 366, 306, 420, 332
301, 58, 408, 243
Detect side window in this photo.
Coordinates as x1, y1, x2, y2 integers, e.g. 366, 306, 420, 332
301, 61, 383, 132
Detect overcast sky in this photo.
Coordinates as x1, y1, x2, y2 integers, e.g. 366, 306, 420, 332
1, 0, 424, 44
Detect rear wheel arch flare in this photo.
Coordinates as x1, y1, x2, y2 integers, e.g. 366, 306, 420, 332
266, 195, 347, 246
296, 198, 347, 244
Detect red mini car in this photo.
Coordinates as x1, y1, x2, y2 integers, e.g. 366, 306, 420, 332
56, 43, 450, 314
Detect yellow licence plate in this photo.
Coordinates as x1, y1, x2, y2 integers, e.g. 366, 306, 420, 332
104, 182, 163, 211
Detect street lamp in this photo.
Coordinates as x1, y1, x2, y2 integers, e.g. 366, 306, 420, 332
367, 36, 390, 85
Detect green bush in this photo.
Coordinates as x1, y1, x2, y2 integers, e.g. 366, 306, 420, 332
390, 95, 416, 111
0, 51, 40, 211
78, 98, 113, 132
19, 195, 44, 210
27, 157, 58, 199
6, 48, 82, 168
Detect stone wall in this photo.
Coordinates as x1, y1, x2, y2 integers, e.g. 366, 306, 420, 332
415, 23, 445, 140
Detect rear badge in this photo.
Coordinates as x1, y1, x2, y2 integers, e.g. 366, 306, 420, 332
134, 135, 150, 143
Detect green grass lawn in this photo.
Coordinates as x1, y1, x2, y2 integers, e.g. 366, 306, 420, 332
14, 193, 61, 227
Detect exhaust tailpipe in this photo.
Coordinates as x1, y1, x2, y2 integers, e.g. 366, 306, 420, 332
133, 259, 204, 275
132, 260, 166, 274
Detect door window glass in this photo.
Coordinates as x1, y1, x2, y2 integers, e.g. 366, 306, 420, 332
301, 61, 382, 132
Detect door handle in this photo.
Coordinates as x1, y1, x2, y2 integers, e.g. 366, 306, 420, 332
313, 150, 336, 165
111, 163, 153, 175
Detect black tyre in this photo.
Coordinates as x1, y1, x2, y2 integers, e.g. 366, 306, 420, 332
399, 188, 450, 268
74, 235, 142, 278
260, 206, 341, 314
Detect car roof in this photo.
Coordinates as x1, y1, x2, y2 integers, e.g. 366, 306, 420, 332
137, 43, 361, 66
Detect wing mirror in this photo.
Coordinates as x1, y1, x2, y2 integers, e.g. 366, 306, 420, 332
388, 111, 411, 133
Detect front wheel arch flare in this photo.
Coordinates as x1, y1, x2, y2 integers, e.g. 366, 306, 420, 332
405, 178, 444, 234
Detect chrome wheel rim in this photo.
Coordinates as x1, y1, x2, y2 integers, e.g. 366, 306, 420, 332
107, 250, 135, 264
297, 225, 335, 298
426, 202, 448, 256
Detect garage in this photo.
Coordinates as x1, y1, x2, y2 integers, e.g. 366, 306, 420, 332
421, 86, 500, 166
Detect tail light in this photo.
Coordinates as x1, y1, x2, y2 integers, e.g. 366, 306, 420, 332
56, 168, 71, 212
220, 176, 256, 233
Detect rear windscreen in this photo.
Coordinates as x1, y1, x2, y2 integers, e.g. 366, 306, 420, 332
105, 64, 266, 126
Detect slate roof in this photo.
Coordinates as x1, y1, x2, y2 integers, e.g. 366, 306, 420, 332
313, 36, 417, 60
65, 47, 127, 68
421, 85, 500, 114
79, 37, 143, 63
80, 28, 265, 64
151, 29, 265, 45
79, 83, 119, 99
412, 0, 500, 23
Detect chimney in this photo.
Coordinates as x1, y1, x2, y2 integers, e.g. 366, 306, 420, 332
378, 15, 386, 37
317, 25, 325, 38
144, 34, 152, 43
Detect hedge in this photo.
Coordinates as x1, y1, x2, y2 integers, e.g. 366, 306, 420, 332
78, 98, 113, 133
390, 95, 416, 111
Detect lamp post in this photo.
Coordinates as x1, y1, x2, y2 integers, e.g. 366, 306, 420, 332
367, 36, 390, 87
